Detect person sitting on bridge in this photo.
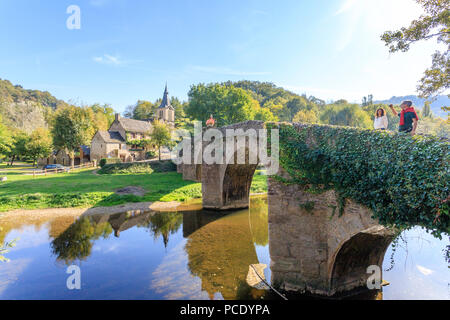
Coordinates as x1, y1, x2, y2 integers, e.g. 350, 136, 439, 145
389, 101, 419, 135
206, 115, 216, 128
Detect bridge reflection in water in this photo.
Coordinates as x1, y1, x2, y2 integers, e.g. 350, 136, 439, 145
45, 196, 390, 299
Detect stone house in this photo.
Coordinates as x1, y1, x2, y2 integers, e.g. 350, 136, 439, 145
90, 115, 153, 163
38, 146, 91, 167
90, 84, 175, 163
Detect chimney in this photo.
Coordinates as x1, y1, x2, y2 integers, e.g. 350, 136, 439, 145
115, 113, 120, 122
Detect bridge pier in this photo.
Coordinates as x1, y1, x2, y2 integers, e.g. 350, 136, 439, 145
202, 162, 258, 210
268, 169, 395, 296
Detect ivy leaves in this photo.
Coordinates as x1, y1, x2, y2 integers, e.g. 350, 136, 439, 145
274, 123, 449, 237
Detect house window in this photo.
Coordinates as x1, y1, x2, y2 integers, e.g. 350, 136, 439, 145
119, 144, 122, 150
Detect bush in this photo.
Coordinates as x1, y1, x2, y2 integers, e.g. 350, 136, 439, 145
146, 150, 157, 159
99, 158, 121, 168
98, 160, 177, 175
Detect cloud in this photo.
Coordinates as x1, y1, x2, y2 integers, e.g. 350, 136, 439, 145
92, 54, 135, 66
416, 265, 434, 276
187, 65, 270, 76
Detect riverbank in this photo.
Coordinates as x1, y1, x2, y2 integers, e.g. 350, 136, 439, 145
0, 199, 204, 219
0, 168, 267, 212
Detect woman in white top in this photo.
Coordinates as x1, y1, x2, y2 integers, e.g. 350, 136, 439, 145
374, 108, 388, 130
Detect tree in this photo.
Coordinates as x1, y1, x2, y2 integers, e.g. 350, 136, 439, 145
150, 120, 173, 161
254, 108, 278, 122
90, 103, 115, 127
170, 97, 188, 120
124, 100, 156, 120
26, 128, 53, 167
362, 94, 373, 107
0, 115, 11, 159
8, 131, 30, 165
320, 104, 372, 128
51, 106, 94, 166
185, 83, 259, 126
443, 106, 450, 123
381, 0, 450, 97
422, 101, 433, 117
293, 109, 318, 124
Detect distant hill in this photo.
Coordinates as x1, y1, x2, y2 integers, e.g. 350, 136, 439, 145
0, 79, 68, 133
375, 95, 449, 118
0, 78, 65, 109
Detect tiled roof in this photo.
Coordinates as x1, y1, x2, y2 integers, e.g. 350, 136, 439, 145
119, 118, 152, 133
81, 145, 91, 155
97, 131, 125, 143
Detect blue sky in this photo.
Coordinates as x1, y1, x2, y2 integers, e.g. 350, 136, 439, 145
0, 0, 444, 113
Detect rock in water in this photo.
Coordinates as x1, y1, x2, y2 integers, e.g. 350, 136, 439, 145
246, 264, 269, 290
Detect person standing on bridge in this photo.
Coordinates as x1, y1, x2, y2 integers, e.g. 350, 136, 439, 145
374, 108, 388, 130
389, 101, 419, 135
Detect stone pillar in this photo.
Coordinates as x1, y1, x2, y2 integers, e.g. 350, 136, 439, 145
268, 168, 394, 296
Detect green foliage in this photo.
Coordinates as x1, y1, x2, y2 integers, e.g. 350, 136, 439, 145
98, 160, 177, 175
26, 128, 53, 166
299, 201, 316, 213
147, 212, 183, 247
0, 227, 17, 263
0, 78, 65, 109
186, 83, 260, 126
320, 103, 372, 128
123, 100, 157, 120
293, 109, 318, 124
271, 123, 449, 236
381, 0, 450, 97
422, 101, 433, 118
51, 105, 94, 163
5, 131, 29, 164
51, 217, 113, 264
146, 150, 157, 159
0, 114, 12, 157
99, 157, 121, 168
150, 120, 173, 160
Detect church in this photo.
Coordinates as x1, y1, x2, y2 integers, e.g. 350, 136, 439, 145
90, 85, 175, 163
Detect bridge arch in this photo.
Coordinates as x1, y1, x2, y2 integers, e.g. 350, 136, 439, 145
329, 226, 393, 294
201, 121, 265, 210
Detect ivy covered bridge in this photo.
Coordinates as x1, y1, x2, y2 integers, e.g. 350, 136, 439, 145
178, 121, 449, 295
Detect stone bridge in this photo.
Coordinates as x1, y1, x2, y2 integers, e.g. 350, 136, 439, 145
177, 120, 447, 296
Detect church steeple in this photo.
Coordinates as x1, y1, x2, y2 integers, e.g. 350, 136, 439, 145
159, 83, 172, 109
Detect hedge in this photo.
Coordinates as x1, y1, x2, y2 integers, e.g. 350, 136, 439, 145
99, 158, 121, 168
98, 160, 177, 175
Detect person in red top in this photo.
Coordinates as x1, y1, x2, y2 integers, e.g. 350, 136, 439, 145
206, 115, 215, 128
389, 101, 419, 135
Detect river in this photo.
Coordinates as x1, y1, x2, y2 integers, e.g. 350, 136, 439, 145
0, 197, 448, 300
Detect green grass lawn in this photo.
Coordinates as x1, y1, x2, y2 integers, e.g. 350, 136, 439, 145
0, 161, 36, 174
0, 169, 267, 212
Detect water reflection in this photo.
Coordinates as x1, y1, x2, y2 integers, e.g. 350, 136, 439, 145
51, 210, 185, 264
0, 197, 448, 300
183, 198, 268, 300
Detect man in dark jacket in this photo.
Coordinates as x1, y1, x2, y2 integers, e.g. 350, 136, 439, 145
389, 101, 419, 135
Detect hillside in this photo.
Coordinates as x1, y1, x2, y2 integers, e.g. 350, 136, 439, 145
375, 95, 449, 118
0, 79, 67, 133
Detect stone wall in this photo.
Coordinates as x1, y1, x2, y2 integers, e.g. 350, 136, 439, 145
268, 167, 394, 296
